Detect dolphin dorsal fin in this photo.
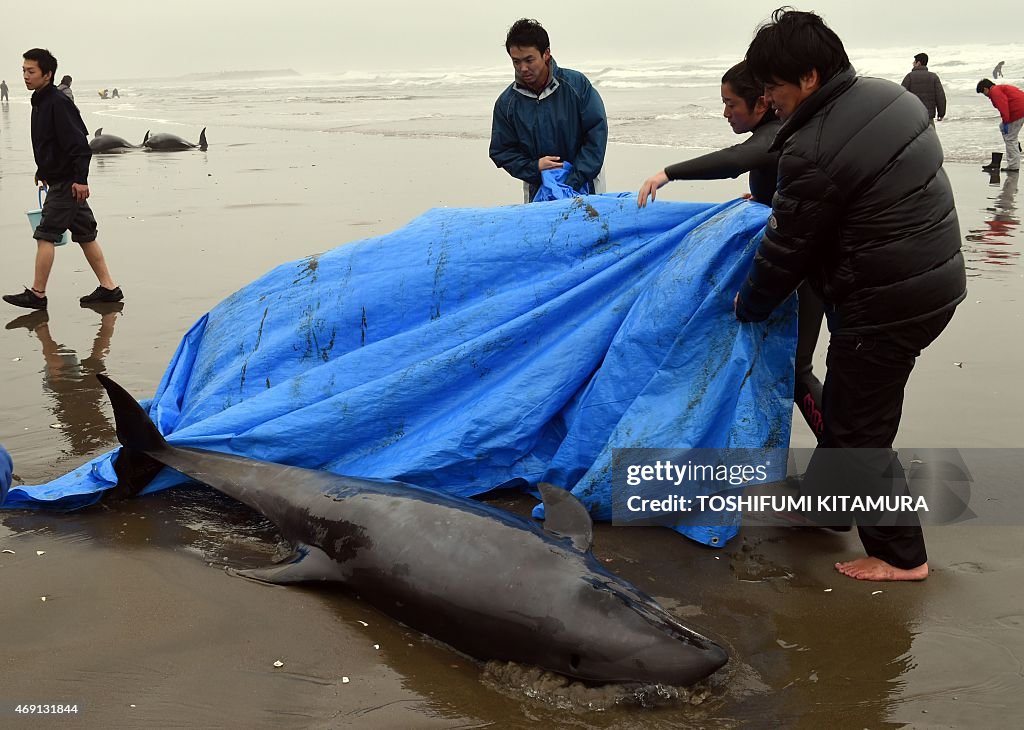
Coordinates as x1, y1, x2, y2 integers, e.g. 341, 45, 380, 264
143, 130, 150, 144
94, 127, 103, 137
539, 482, 593, 552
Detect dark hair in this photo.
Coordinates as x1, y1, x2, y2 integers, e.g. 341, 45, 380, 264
505, 18, 549, 54
745, 7, 850, 86
722, 61, 765, 109
60, 75, 72, 86
977, 78, 995, 93
914, 53, 929, 66
23, 48, 57, 79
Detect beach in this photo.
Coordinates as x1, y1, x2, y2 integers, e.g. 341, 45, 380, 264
2, 66, 1024, 728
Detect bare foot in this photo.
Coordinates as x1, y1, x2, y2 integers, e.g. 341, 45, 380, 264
835, 556, 928, 581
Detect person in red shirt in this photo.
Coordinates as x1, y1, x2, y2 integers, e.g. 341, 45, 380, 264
977, 79, 1024, 172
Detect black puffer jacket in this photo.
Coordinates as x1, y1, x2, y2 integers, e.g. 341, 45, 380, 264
737, 67, 966, 333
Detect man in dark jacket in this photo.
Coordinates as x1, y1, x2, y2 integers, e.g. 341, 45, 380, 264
489, 18, 607, 202
901, 53, 946, 122
4, 49, 122, 311
738, 9, 966, 582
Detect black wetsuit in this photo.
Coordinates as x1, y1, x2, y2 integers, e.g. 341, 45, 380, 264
663, 113, 826, 438
664, 115, 782, 205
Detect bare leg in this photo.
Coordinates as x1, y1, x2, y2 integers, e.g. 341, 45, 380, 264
32, 239, 57, 297
835, 557, 929, 581
78, 240, 116, 290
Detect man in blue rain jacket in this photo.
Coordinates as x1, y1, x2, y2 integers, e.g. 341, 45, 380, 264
489, 18, 608, 202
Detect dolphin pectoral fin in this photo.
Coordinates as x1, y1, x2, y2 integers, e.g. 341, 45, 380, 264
538, 482, 593, 552
230, 544, 344, 585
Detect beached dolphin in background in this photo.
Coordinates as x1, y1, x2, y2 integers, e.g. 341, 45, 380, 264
89, 127, 137, 154
97, 374, 728, 687
142, 127, 208, 151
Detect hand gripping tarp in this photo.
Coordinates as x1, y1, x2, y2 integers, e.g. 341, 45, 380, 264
3, 195, 796, 547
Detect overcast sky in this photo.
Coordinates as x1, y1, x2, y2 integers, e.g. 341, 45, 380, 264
4, 1, 1021, 80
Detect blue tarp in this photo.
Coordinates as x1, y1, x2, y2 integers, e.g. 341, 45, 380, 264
3, 194, 796, 546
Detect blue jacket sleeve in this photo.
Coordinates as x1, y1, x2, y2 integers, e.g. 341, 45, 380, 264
736, 151, 842, 322
0, 445, 12, 504
489, 94, 541, 186
564, 80, 607, 193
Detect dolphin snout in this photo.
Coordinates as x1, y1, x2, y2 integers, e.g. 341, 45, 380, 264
642, 634, 728, 686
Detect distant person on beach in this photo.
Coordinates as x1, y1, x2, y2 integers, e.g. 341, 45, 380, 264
637, 60, 826, 439
0, 79, 8, 101
993, 61, 1004, 79
57, 74, 74, 103
737, 8, 966, 582
2, 48, 123, 311
977, 79, 1024, 173
901, 53, 946, 122
489, 18, 608, 202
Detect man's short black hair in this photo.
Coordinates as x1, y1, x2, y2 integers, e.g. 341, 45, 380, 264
23, 48, 58, 79
60, 75, 72, 85
505, 18, 549, 54
977, 78, 995, 94
914, 53, 929, 66
745, 7, 851, 86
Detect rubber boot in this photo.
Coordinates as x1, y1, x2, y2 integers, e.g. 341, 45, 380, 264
982, 152, 1003, 171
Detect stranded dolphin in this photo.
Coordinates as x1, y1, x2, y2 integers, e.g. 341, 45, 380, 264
89, 127, 137, 154
97, 374, 728, 686
142, 127, 208, 151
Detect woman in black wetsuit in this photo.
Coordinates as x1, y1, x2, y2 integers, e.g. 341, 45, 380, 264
637, 61, 826, 439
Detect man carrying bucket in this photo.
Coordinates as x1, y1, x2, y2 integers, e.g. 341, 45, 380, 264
3, 48, 122, 311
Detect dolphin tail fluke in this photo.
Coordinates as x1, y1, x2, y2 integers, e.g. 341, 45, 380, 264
96, 373, 169, 498
198, 127, 208, 151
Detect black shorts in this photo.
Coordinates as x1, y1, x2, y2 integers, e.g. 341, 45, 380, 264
35, 180, 99, 244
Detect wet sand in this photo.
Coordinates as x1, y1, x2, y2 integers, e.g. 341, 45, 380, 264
2, 100, 1024, 727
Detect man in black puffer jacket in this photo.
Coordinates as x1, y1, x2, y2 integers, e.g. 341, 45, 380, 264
736, 9, 966, 582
